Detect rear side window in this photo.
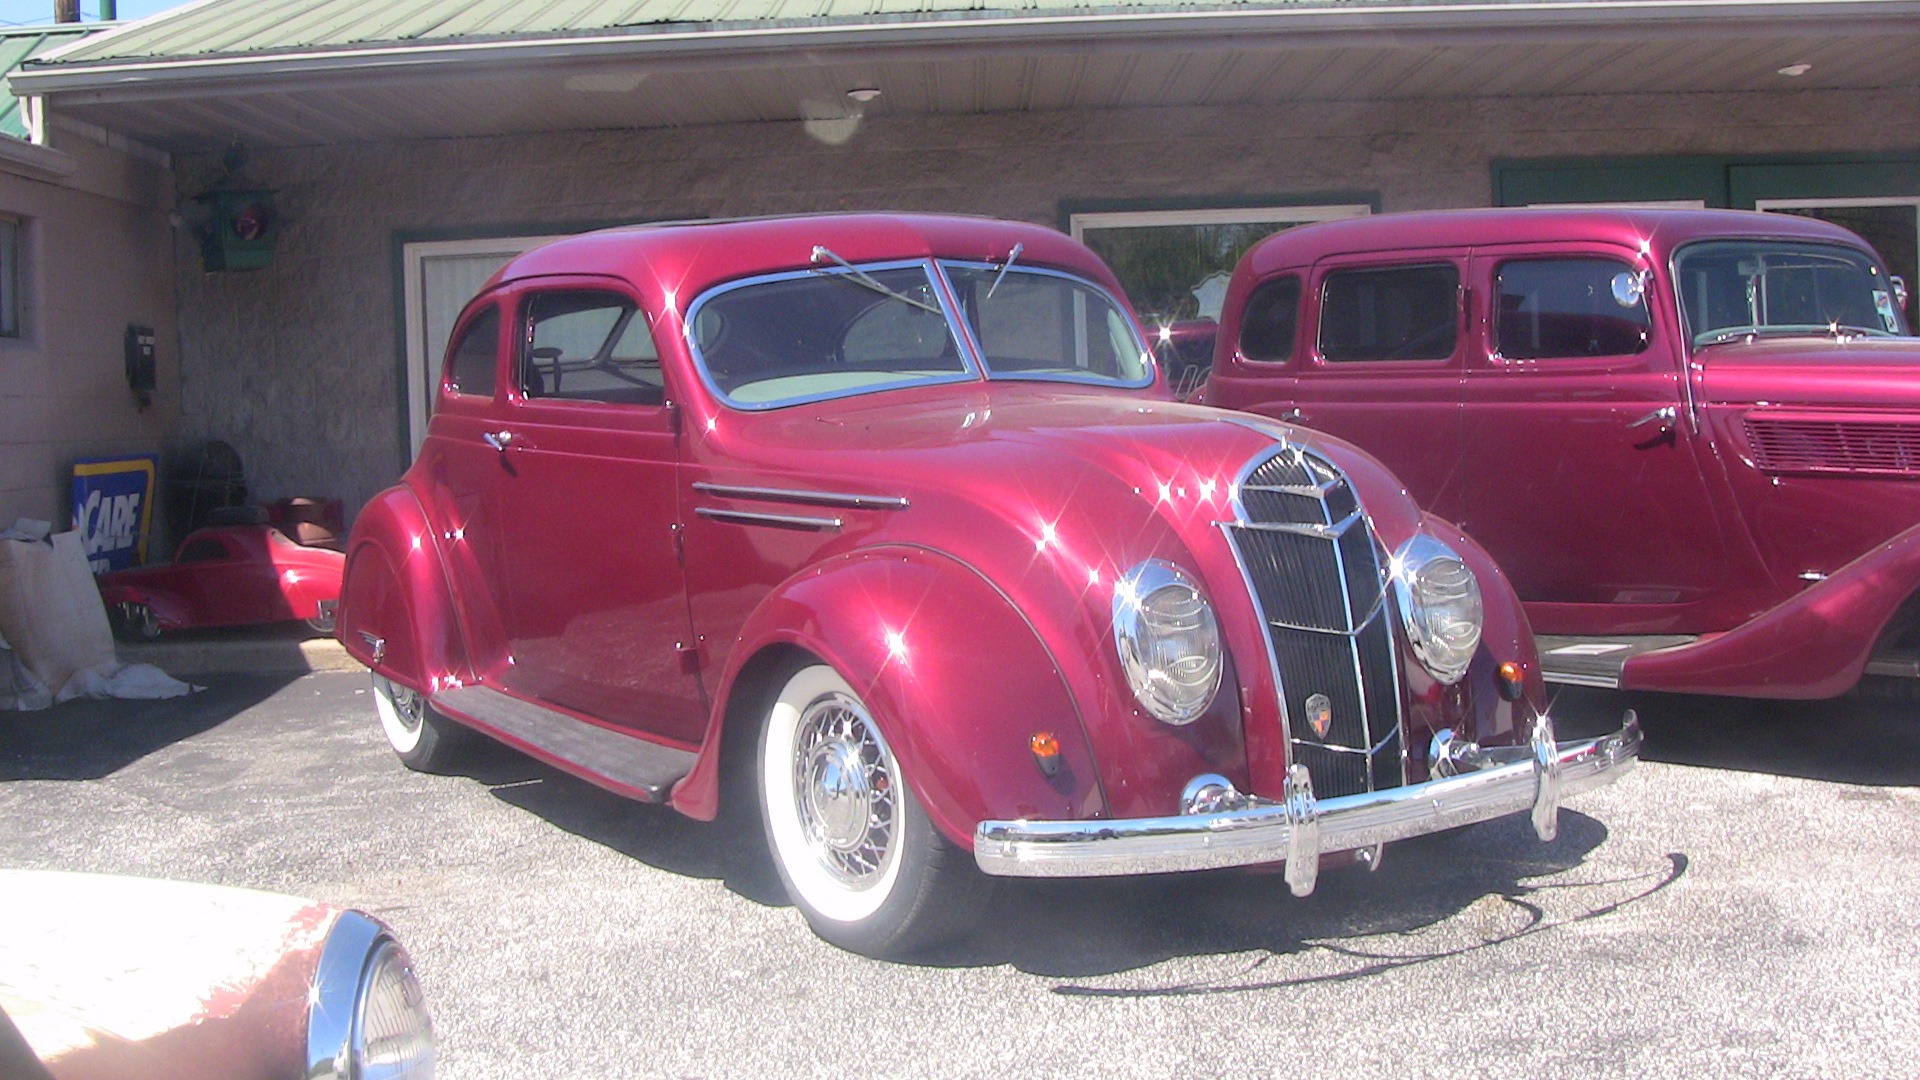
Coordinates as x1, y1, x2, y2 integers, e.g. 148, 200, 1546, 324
447, 306, 500, 398
1495, 258, 1650, 359
521, 290, 663, 406
1319, 264, 1459, 362
1238, 276, 1301, 362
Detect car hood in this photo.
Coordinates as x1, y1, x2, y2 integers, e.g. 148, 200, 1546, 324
1696, 335, 1920, 408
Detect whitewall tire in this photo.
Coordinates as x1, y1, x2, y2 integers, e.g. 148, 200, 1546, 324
757, 663, 989, 956
372, 673, 467, 772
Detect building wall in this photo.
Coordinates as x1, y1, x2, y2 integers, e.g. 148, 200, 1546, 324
0, 127, 176, 538
168, 86, 1920, 519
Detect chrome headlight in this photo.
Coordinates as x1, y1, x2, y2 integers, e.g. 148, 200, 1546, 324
1113, 559, 1223, 724
309, 911, 436, 1080
1391, 534, 1484, 685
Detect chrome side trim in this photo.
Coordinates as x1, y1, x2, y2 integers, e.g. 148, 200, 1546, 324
973, 711, 1640, 880
691, 481, 909, 511
1541, 670, 1624, 690
693, 507, 843, 531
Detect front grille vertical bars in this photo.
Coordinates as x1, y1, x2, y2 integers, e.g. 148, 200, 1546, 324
1220, 442, 1406, 799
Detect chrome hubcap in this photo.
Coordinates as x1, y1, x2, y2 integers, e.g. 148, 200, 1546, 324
387, 681, 424, 734
792, 693, 895, 884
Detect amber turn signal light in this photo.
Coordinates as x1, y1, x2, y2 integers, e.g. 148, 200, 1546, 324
1496, 660, 1526, 702
1030, 731, 1062, 776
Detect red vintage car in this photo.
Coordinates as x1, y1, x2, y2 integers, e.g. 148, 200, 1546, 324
336, 213, 1638, 956
97, 525, 344, 640
1205, 206, 1920, 699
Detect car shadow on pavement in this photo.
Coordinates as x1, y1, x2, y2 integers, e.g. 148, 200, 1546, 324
451, 742, 1680, 979
1548, 684, 1920, 787
0, 675, 305, 781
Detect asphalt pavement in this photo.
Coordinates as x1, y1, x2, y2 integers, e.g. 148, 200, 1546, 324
2, 671, 1916, 1078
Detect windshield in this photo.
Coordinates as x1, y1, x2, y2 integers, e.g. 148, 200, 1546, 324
687, 262, 974, 408
1675, 240, 1910, 347
943, 264, 1154, 387
687, 258, 1153, 409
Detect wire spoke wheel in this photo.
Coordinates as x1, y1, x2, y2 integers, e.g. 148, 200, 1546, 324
792, 692, 898, 886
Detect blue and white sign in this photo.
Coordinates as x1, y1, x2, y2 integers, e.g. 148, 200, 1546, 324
72, 456, 158, 574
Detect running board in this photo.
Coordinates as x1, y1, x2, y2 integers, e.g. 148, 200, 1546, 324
1537, 635, 1698, 689
432, 685, 695, 802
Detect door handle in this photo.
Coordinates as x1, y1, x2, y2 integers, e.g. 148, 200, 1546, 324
483, 430, 514, 452
1628, 406, 1676, 431
1279, 408, 1307, 425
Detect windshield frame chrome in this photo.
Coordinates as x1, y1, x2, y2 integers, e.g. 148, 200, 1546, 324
683, 257, 983, 412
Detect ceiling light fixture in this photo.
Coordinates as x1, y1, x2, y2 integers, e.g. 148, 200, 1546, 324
1777, 63, 1812, 77
846, 87, 882, 103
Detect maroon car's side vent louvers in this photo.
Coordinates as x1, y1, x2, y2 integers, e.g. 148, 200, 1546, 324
1223, 446, 1405, 800
1744, 415, 1920, 477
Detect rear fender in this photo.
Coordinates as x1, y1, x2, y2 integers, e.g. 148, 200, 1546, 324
97, 584, 191, 632
335, 486, 470, 693
669, 545, 1105, 849
1623, 519, 1920, 698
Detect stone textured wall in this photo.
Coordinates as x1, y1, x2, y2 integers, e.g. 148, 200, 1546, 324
170, 87, 1920, 519
0, 131, 177, 535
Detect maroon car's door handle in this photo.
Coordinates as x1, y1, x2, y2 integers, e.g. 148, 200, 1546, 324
483, 430, 514, 452
1280, 408, 1307, 425
1628, 407, 1676, 432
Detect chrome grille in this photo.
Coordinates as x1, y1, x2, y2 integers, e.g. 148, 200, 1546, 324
1223, 444, 1405, 799
1744, 415, 1920, 477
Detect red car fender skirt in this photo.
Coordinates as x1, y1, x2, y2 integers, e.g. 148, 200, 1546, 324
1622, 519, 1920, 699
336, 487, 471, 694
671, 546, 1105, 849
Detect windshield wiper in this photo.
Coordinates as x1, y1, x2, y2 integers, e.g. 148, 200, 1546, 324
986, 242, 1024, 299
809, 246, 943, 314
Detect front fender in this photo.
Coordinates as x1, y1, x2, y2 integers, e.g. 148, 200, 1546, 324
335, 486, 470, 693
1622, 518, 1920, 698
1421, 513, 1546, 748
670, 545, 1105, 849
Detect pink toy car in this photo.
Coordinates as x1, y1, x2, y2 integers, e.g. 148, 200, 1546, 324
97, 524, 344, 640
337, 213, 1638, 956
1205, 206, 1919, 699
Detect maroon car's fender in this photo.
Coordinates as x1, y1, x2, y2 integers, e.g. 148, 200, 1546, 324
336, 485, 471, 693
670, 545, 1106, 849
95, 584, 192, 632
1622, 519, 1920, 698
1422, 514, 1548, 745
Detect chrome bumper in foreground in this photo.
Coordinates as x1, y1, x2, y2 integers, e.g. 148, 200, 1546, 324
973, 711, 1641, 896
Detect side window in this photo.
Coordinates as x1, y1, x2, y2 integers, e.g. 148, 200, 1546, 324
1238, 275, 1301, 362
1495, 258, 1651, 359
521, 290, 663, 406
446, 306, 500, 398
1319, 264, 1459, 362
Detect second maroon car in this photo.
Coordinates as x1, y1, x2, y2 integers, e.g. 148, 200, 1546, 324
337, 213, 1638, 956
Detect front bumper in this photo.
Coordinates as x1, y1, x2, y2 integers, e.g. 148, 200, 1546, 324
973, 711, 1640, 896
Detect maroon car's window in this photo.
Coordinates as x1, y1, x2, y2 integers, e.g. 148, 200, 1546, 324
176, 538, 227, 563
521, 290, 663, 406
1318, 264, 1458, 362
1238, 276, 1301, 363
1675, 240, 1906, 346
1494, 258, 1650, 360
447, 306, 500, 398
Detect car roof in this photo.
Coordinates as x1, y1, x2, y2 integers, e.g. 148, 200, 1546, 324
484, 212, 1122, 303
1240, 206, 1877, 277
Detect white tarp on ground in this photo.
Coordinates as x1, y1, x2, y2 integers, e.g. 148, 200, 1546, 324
0, 521, 194, 710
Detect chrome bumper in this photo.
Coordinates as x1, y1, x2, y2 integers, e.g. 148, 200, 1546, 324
973, 711, 1640, 896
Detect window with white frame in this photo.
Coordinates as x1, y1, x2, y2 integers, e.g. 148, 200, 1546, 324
1758, 198, 1920, 328
0, 215, 21, 338
1069, 205, 1371, 327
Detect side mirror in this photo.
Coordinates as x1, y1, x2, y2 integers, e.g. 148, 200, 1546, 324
1893, 275, 1910, 316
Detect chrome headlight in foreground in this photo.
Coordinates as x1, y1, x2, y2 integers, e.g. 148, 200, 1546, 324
1114, 559, 1223, 724
309, 911, 436, 1080
1391, 534, 1484, 685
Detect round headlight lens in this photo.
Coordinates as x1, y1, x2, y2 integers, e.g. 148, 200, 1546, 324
1392, 534, 1484, 685
1113, 559, 1223, 724
354, 937, 435, 1080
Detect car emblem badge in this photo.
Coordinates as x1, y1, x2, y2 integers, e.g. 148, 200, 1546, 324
1305, 693, 1333, 739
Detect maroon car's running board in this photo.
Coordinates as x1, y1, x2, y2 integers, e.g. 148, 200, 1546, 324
1537, 635, 1698, 689
432, 686, 696, 802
